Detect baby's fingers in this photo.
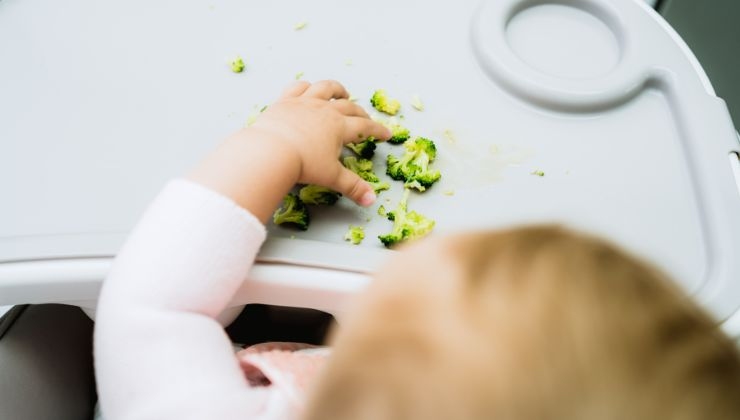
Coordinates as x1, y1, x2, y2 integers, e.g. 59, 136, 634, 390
334, 166, 376, 207
303, 80, 349, 100
331, 99, 369, 118
344, 117, 392, 143
278, 81, 311, 99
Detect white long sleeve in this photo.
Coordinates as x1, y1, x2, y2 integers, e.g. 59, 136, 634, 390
94, 179, 271, 419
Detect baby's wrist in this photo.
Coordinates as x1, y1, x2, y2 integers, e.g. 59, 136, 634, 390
188, 126, 302, 223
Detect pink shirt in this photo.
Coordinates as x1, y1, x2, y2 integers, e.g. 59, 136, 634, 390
95, 180, 315, 419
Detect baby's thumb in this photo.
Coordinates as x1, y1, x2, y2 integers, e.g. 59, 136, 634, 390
335, 167, 376, 207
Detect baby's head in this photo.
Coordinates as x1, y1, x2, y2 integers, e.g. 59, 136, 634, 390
305, 226, 740, 419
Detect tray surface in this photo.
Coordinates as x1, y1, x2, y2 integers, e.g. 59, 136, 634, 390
1, 0, 739, 318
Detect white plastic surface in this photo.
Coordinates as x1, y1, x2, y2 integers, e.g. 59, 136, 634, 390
1, 0, 739, 323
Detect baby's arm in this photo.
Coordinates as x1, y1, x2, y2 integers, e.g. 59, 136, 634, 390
94, 80, 391, 419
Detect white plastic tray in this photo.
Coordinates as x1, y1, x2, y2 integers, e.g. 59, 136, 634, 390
1, 0, 739, 326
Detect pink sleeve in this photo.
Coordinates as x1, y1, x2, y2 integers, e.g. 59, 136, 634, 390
94, 179, 269, 419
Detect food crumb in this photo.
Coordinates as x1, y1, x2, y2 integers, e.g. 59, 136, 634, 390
410, 95, 424, 111
230, 56, 245, 73
443, 190, 455, 196
294, 21, 307, 30
344, 59, 353, 66
348, 95, 358, 102
290, 235, 296, 240
443, 129, 457, 144
377, 205, 386, 216
531, 170, 545, 177
295, 71, 304, 80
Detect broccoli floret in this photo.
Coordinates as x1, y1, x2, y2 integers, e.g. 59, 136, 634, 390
386, 137, 441, 192
230, 56, 245, 73
370, 89, 401, 115
531, 170, 545, 177
344, 225, 365, 245
298, 185, 341, 205
343, 155, 373, 174
345, 137, 377, 159
273, 193, 310, 230
378, 189, 435, 247
377, 205, 386, 217
388, 123, 410, 145
343, 156, 390, 194
373, 116, 410, 144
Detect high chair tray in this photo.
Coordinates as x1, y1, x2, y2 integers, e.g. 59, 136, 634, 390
1, 1, 740, 323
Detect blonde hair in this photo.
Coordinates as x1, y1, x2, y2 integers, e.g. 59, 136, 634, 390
304, 226, 740, 420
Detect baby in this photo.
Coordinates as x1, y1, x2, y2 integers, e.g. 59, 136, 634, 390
94, 80, 740, 419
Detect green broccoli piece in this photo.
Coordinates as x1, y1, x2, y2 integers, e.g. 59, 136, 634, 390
377, 205, 386, 217
373, 116, 410, 144
345, 137, 377, 159
230, 56, 245, 73
343, 156, 390, 194
378, 189, 435, 247
344, 225, 365, 245
386, 137, 441, 192
370, 89, 401, 115
298, 185, 341, 205
272, 193, 310, 230
388, 123, 410, 145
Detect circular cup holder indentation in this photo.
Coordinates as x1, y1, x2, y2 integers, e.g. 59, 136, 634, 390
505, 4, 620, 80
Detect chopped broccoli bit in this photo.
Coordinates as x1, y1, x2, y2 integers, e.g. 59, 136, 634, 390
298, 185, 341, 205
374, 117, 410, 144
344, 226, 365, 245
531, 170, 545, 177
273, 193, 310, 230
378, 189, 435, 247
344, 59, 353, 66
294, 21, 307, 30
343, 156, 390, 194
410, 95, 424, 111
348, 95, 358, 102
386, 137, 441, 192
388, 122, 410, 144
295, 71, 304, 80
230, 56, 245, 73
443, 190, 455, 196
346, 137, 377, 159
370, 89, 401, 115
377, 205, 386, 216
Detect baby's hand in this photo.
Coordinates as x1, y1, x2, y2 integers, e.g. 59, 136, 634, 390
251, 80, 391, 206
189, 80, 392, 224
